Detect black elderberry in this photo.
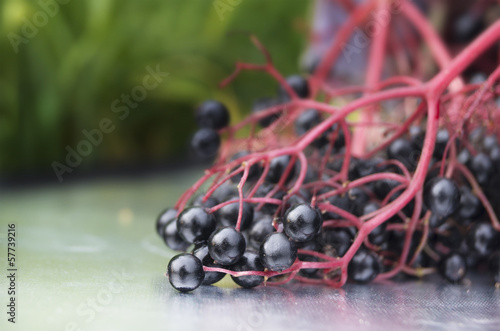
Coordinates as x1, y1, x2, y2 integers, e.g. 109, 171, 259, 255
156, 208, 177, 237
347, 249, 381, 284
176, 207, 216, 243
231, 251, 265, 288
454, 186, 483, 223
248, 213, 276, 250
294, 109, 321, 136
229, 151, 262, 183
482, 134, 498, 153
283, 204, 323, 242
433, 128, 450, 159
192, 245, 225, 285
217, 198, 254, 231
192, 195, 219, 209
438, 252, 467, 283
266, 155, 296, 184
423, 177, 460, 218
208, 227, 246, 265
466, 222, 500, 257
259, 232, 297, 271
321, 228, 353, 257
191, 128, 220, 158
469, 152, 495, 186
167, 253, 205, 292
278, 74, 310, 100
162, 218, 190, 251
195, 100, 230, 130
387, 138, 418, 172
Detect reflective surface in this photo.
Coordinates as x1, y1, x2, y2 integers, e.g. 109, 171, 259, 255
1, 169, 500, 331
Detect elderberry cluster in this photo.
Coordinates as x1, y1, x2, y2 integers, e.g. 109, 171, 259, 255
159, 79, 500, 292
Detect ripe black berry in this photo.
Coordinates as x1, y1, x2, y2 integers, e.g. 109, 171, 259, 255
217, 199, 254, 231
347, 249, 381, 284
283, 204, 323, 242
469, 152, 494, 186
259, 232, 297, 271
162, 218, 190, 251
231, 251, 265, 288
191, 128, 220, 158
192, 244, 225, 285
167, 253, 205, 292
156, 208, 177, 237
266, 155, 296, 184
466, 222, 500, 257
193, 195, 219, 208
278, 75, 310, 100
294, 109, 321, 136
433, 128, 450, 159
321, 228, 353, 257
454, 186, 483, 223
423, 177, 461, 218
176, 207, 216, 243
195, 100, 230, 130
208, 227, 246, 265
438, 252, 467, 283
387, 138, 418, 171
229, 151, 262, 183
248, 213, 275, 250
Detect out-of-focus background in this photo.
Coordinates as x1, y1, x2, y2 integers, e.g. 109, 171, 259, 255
0, 0, 310, 184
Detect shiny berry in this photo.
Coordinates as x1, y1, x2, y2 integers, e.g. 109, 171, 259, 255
229, 151, 262, 183
156, 208, 177, 237
217, 199, 254, 231
208, 227, 246, 265
469, 153, 494, 186
192, 245, 225, 285
259, 232, 297, 271
176, 207, 216, 243
248, 213, 275, 250
283, 204, 323, 242
266, 155, 296, 184
433, 128, 450, 159
195, 100, 229, 130
466, 222, 499, 257
162, 218, 190, 251
294, 109, 321, 136
348, 249, 381, 283
438, 253, 467, 283
387, 138, 418, 171
321, 228, 352, 257
454, 186, 483, 223
167, 253, 205, 292
191, 128, 220, 158
423, 177, 460, 218
193, 195, 219, 208
231, 251, 265, 288
278, 75, 310, 100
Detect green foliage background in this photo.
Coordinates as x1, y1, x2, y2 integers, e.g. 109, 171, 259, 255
0, 0, 311, 178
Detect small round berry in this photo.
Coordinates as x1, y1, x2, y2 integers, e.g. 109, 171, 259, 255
469, 152, 494, 186
192, 195, 219, 209
387, 138, 418, 171
320, 228, 352, 257
438, 253, 467, 283
195, 100, 230, 130
191, 128, 220, 158
162, 218, 190, 251
259, 232, 297, 272
482, 134, 498, 153
229, 151, 262, 183
454, 187, 483, 222
488, 250, 500, 283
283, 204, 323, 242
433, 128, 450, 159
348, 249, 381, 284
176, 207, 216, 243
231, 251, 265, 288
156, 208, 177, 237
167, 253, 205, 292
192, 245, 225, 285
423, 177, 461, 218
278, 75, 310, 99
294, 109, 321, 136
208, 227, 246, 265
265, 155, 296, 184
248, 213, 275, 250
466, 222, 499, 257
217, 199, 254, 231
